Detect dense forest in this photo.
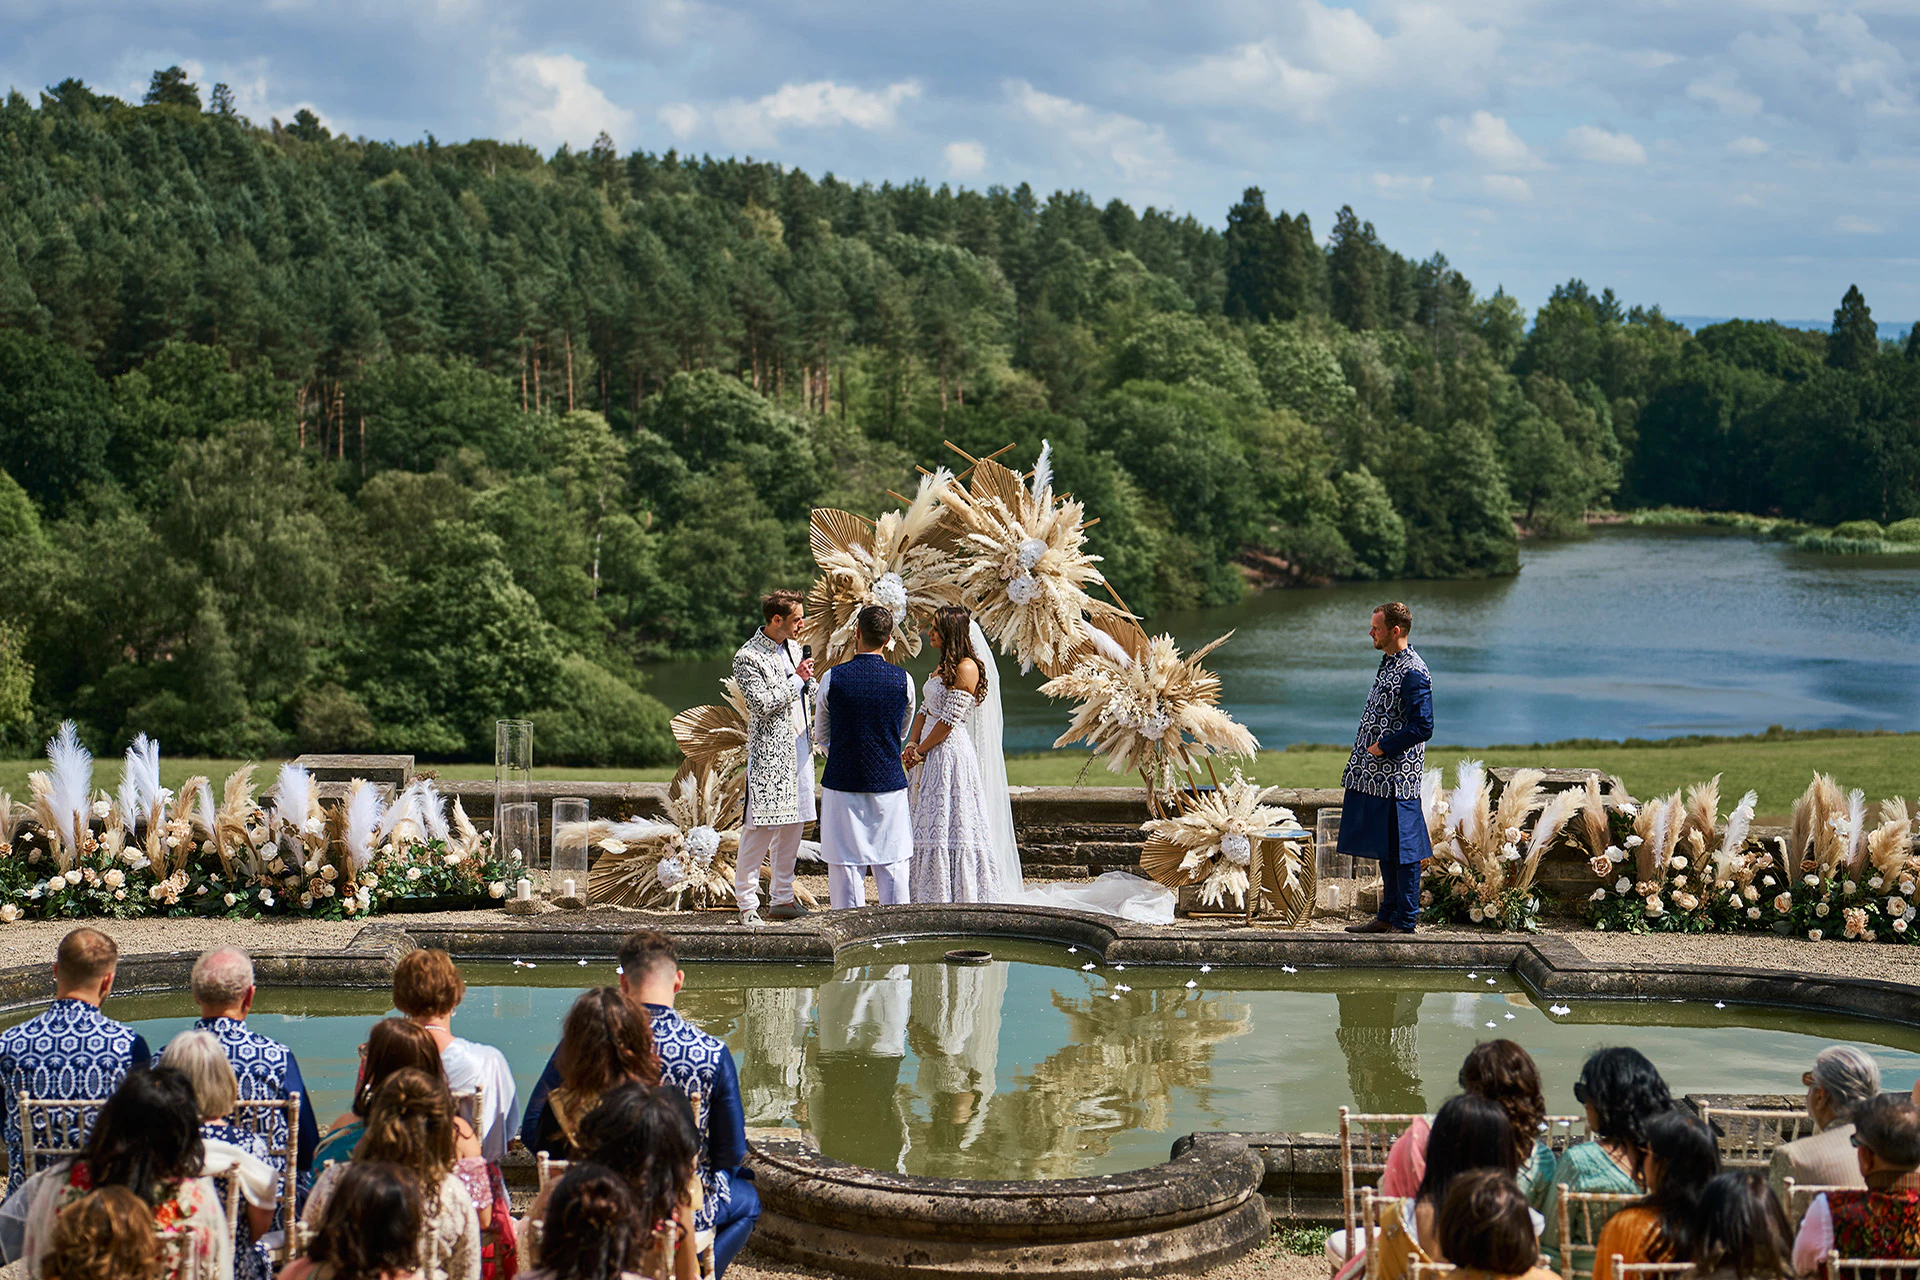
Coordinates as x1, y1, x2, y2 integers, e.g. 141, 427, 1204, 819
2, 69, 1917, 763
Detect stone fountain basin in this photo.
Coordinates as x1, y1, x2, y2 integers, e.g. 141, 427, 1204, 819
748, 1130, 1268, 1278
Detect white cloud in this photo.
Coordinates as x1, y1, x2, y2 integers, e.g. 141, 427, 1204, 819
943, 140, 986, 178
1563, 124, 1646, 165
1006, 80, 1170, 184
708, 78, 919, 148
1458, 111, 1538, 171
1484, 174, 1532, 201
1834, 214, 1882, 234
658, 102, 699, 139
1370, 172, 1433, 196
1727, 136, 1770, 156
1688, 71, 1762, 116
496, 53, 633, 150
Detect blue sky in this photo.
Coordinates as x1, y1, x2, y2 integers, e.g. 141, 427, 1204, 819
5, 0, 1918, 322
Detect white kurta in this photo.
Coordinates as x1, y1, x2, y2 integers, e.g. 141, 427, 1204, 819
814, 665, 913, 867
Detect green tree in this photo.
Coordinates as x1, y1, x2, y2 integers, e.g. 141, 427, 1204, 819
1828, 284, 1878, 373
143, 66, 201, 111
0, 330, 112, 511
1335, 468, 1406, 579
530, 654, 675, 766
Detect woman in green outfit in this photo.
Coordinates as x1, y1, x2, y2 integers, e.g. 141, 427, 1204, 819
1540, 1047, 1673, 1273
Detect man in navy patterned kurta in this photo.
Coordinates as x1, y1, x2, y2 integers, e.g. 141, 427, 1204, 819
0, 928, 150, 1193
1338, 602, 1434, 935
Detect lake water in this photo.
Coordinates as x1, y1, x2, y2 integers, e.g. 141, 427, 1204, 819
64, 943, 1920, 1180
642, 528, 1920, 754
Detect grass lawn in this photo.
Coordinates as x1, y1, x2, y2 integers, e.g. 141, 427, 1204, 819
1, 733, 1913, 825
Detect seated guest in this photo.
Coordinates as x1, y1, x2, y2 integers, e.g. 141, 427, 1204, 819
41, 1186, 160, 1280
20, 1066, 231, 1280
526, 1162, 686, 1280
521, 931, 758, 1276
1692, 1171, 1797, 1280
158, 1031, 278, 1278
1594, 1106, 1720, 1266
526, 1086, 700, 1280
279, 1161, 423, 1280
528, 989, 660, 1160
189, 947, 321, 1188
314, 1017, 474, 1169
0, 928, 150, 1194
1338, 1093, 1519, 1280
303, 1069, 482, 1280
1435, 1169, 1558, 1280
1793, 1092, 1920, 1272
1771, 1044, 1878, 1204
1541, 1047, 1672, 1272
1381, 1039, 1557, 1206
393, 950, 519, 1161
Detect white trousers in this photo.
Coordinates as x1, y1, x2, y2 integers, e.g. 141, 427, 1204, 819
736, 823, 802, 913
828, 861, 911, 910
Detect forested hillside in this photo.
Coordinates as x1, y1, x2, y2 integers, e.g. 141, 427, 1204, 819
1, 70, 1916, 762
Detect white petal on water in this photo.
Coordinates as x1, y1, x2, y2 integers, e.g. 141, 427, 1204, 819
525, 963, 537, 969
1185, 980, 1197, 988
1485, 1021, 1497, 1028
1281, 965, 1298, 973
1109, 994, 1120, 1001
1467, 972, 1477, 979
1114, 964, 1126, 970
1504, 1013, 1515, 1020
1082, 963, 1096, 971
1200, 965, 1213, 973
1714, 1001, 1726, 1009
1548, 1004, 1571, 1016
1486, 978, 1496, 985
577, 960, 588, 966
1067, 947, 1077, 953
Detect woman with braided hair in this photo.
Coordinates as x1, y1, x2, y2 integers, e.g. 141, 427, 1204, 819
524, 1162, 687, 1280
40, 1186, 160, 1280
905, 606, 1007, 904
280, 1162, 424, 1280
301, 1069, 482, 1280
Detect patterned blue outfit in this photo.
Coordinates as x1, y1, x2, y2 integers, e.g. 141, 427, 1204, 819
521, 1002, 758, 1276
0, 998, 150, 1193
1338, 646, 1435, 929
191, 1016, 321, 1186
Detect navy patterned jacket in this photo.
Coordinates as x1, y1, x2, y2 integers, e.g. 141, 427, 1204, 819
1341, 647, 1434, 800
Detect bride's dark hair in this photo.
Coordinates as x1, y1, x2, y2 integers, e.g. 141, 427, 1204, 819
931, 606, 987, 701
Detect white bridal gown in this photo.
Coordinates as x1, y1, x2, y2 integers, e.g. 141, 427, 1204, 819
944, 621, 1175, 924
910, 676, 1008, 903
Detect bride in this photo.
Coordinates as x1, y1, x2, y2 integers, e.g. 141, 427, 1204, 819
907, 607, 1175, 923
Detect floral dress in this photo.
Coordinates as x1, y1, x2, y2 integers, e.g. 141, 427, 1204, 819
909, 677, 1006, 904
23, 1160, 232, 1280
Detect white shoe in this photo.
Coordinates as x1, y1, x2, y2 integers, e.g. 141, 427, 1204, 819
739, 908, 766, 928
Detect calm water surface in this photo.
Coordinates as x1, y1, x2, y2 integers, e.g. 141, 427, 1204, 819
642, 528, 1920, 753
54, 943, 1920, 1180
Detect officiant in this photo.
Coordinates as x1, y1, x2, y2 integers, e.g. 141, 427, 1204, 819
1338, 601, 1434, 936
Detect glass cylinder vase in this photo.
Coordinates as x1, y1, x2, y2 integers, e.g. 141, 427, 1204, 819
500, 802, 540, 897
1314, 808, 1355, 917
551, 797, 591, 903
494, 719, 534, 842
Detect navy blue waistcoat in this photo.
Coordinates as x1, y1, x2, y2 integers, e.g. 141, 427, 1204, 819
820, 655, 911, 794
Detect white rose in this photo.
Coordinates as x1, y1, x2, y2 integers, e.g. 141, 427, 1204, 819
1469, 907, 1485, 923
104, 870, 124, 889
1747, 906, 1761, 919
91, 800, 111, 820
1500, 843, 1520, 861
259, 892, 276, 908
1624, 835, 1644, 849
1898, 919, 1910, 934
1890, 897, 1909, 916
684, 826, 722, 869
1504, 826, 1523, 843
1871, 877, 1886, 890
223, 893, 237, 907
0, 904, 18, 923
196, 884, 208, 896
321, 865, 338, 881
443, 852, 464, 867
112, 889, 125, 901
1645, 896, 1666, 916
305, 817, 326, 835
1804, 875, 1819, 888
1671, 855, 1688, 871
1605, 845, 1623, 861
1672, 874, 1688, 888
406, 868, 422, 882
299, 894, 313, 908
1843, 880, 1858, 896
1809, 929, 1822, 941
1016, 538, 1049, 570
1743, 886, 1759, 902
1816, 902, 1830, 917
488, 882, 507, 899
1615, 876, 1633, 894
1005, 570, 1039, 606
1905, 880, 1918, 897
1762, 875, 1776, 887
1590, 888, 1607, 902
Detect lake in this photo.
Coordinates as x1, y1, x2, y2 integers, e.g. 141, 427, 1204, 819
641, 527, 1920, 755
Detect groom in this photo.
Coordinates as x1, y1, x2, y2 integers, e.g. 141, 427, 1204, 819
813, 604, 916, 909
733, 589, 816, 927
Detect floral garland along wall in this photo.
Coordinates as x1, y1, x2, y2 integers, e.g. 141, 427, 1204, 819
1416, 762, 1919, 943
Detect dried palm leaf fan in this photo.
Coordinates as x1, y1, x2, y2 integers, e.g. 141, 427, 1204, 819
586, 766, 741, 910
1139, 772, 1301, 909
1041, 630, 1258, 814
936, 442, 1132, 679
802, 470, 960, 671
669, 679, 751, 813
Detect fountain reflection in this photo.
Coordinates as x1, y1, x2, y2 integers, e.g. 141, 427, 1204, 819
1335, 990, 1428, 1114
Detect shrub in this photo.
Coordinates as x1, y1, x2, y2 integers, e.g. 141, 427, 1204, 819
1884, 517, 1920, 545
530, 655, 676, 767
1833, 519, 1885, 540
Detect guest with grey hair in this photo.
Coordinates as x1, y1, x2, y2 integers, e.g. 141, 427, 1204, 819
161, 1029, 280, 1277
188, 946, 321, 1192
1769, 1044, 1880, 1203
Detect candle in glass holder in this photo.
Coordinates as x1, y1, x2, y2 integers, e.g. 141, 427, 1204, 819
562, 878, 577, 898
516, 879, 532, 901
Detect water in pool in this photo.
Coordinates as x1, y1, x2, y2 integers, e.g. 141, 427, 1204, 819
42, 940, 1920, 1181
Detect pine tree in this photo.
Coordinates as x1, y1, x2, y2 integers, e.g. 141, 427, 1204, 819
1828, 284, 1878, 372
143, 66, 201, 111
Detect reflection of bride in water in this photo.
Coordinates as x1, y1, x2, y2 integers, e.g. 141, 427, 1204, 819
962, 621, 1175, 922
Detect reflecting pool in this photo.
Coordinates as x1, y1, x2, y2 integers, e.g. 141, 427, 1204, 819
36, 940, 1920, 1180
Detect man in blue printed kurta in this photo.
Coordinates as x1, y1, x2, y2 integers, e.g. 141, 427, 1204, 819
0, 928, 150, 1193
1338, 601, 1435, 934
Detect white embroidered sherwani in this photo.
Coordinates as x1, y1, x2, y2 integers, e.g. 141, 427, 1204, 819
733, 630, 815, 828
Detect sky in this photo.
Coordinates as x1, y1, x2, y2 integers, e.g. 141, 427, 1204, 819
5, 0, 1919, 322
